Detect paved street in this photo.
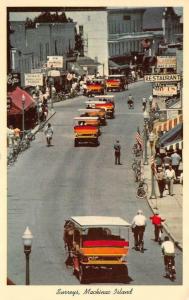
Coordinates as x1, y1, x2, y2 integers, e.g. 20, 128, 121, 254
8, 81, 182, 285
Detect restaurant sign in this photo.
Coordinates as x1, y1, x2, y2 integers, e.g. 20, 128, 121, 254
144, 74, 181, 82
25, 73, 43, 86
153, 83, 178, 96
156, 56, 176, 69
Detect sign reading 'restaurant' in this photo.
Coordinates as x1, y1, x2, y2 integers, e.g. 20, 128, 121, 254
144, 74, 181, 82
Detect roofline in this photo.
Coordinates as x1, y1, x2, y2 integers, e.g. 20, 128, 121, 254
8, 7, 107, 13
107, 8, 146, 14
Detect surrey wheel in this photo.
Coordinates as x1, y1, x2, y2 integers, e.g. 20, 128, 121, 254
79, 265, 88, 284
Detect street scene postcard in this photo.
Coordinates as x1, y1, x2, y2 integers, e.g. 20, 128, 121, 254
1, 1, 189, 300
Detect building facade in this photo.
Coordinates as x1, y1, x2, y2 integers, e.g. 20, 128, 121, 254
10, 19, 76, 85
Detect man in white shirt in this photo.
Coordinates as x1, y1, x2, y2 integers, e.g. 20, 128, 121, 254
165, 165, 176, 196
161, 236, 175, 277
131, 210, 147, 251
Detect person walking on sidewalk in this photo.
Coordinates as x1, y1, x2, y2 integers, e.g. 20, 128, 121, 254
165, 165, 176, 196
170, 150, 181, 178
114, 140, 121, 165
155, 166, 166, 198
163, 152, 171, 169
150, 211, 165, 243
44, 123, 54, 147
131, 210, 147, 251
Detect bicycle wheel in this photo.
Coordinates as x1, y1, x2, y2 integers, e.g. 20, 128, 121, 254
136, 187, 147, 199
132, 162, 137, 171
142, 182, 148, 193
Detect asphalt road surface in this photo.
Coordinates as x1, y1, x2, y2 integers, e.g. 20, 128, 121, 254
8, 80, 182, 285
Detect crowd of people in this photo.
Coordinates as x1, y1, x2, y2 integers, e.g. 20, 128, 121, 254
154, 150, 182, 198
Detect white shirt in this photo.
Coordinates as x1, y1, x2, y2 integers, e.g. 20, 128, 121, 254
161, 240, 175, 255
132, 214, 147, 226
165, 169, 176, 179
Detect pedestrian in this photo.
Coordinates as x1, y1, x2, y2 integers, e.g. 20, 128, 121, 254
155, 166, 166, 198
142, 97, 147, 111
163, 152, 172, 169
150, 211, 165, 243
170, 150, 181, 178
165, 165, 176, 196
14, 127, 21, 144
7, 125, 15, 146
155, 153, 163, 170
114, 140, 121, 165
131, 210, 147, 251
44, 123, 54, 147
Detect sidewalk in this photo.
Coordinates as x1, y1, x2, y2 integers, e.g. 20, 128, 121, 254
144, 159, 183, 251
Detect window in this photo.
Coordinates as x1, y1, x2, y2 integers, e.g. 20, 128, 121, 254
79, 25, 83, 36
46, 43, 49, 57
123, 15, 131, 21
39, 43, 43, 61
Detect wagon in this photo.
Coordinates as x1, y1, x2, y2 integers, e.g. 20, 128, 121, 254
64, 216, 131, 283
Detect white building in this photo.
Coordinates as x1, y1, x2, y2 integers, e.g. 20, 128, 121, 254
66, 9, 109, 76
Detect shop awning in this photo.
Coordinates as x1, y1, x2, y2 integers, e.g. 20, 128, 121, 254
7, 86, 36, 115
67, 62, 86, 76
163, 139, 183, 151
158, 123, 183, 147
109, 60, 130, 70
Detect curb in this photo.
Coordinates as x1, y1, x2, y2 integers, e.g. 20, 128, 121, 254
146, 195, 183, 252
31, 111, 56, 135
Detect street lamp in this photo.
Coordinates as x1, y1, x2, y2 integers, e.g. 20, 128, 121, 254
22, 227, 33, 285
35, 85, 40, 125
149, 131, 157, 200
143, 110, 149, 165
22, 94, 26, 139
134, 56, 137, 74
49, 77, 54, 110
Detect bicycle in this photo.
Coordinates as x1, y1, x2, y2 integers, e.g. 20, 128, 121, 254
164, 256, 176, 281
7, 147, 17, 166
136, 179, 148, 199
132, 158, 141, 171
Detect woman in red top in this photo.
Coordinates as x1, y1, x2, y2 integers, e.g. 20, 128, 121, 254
150, 212, 165, 243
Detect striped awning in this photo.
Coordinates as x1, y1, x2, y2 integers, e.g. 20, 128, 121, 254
164, 139, 183, 151
154, 114, 182, 135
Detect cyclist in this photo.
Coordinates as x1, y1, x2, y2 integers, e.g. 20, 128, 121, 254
150, 211, 165, 243
142, 97, 147, 111
161, 236, 176, 278
127, 94, 134, 109
131, 210, 147, 252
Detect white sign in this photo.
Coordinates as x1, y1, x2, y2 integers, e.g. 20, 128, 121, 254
47, 56, 63, 68
153, 85, 177, 96
31, 69, 42, 74
25, 73, 43, 86
48, 70, 60, 77
157, 56, 176, 68
144, 74, 181, 82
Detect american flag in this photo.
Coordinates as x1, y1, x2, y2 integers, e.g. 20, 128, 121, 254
135, 128, 143, 150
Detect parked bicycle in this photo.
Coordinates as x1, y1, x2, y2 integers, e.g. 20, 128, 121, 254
136, 179, 148, 199
132, 144, 142, 157
132, 158, 141, 171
